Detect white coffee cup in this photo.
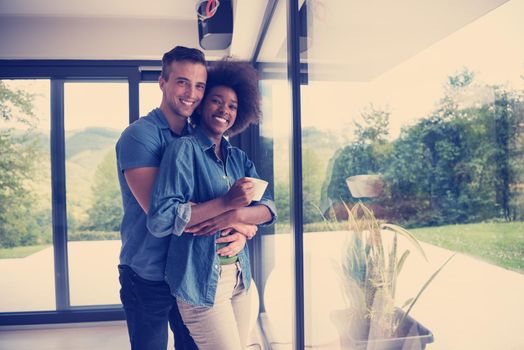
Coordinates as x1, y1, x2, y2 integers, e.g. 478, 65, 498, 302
245, 177, 268, 201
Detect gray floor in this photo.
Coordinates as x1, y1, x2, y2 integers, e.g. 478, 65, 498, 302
0, 321, 265, 350
0, 321, 137, 350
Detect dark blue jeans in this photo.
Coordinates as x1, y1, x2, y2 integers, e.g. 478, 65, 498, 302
118, 265, 198, 350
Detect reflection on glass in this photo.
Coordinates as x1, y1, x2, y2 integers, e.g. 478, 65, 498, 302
0, 80, 54, 312
140, 82, 161, 117
255, 0, 295, 347
65, 82, 128, 306
301, 1, 524, 350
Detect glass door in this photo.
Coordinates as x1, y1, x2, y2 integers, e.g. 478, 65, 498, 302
300, 1, 524, 349
64, 81, 129, 306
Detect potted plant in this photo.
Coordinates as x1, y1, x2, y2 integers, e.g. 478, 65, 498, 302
331, 202, 454, 350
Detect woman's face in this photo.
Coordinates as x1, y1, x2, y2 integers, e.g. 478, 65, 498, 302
199, 85, 238, 138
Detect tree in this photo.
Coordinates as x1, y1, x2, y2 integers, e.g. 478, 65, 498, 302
0, 81, 44, 247
302, 147, 324, 224
354, 104, 390, 145
80, 150, 123, 232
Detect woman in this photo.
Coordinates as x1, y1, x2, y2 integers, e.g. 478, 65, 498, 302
147, 60, 276, 350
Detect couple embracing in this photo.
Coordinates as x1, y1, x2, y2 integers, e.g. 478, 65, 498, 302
116, 46, 276, 350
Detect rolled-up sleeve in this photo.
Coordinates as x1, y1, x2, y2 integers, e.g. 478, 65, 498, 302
147, 139, 195, 237
243, 155, 277, 226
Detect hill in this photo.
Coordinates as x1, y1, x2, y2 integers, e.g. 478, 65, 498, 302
65, 127, 120, 159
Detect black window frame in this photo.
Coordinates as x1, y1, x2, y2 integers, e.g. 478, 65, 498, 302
0, 60, 151, 325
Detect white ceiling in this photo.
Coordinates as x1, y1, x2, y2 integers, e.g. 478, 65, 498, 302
0, 0, 197, 19
0, 0, 512, 81
0, 0, 268, 61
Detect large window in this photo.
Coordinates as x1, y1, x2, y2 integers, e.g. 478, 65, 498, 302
0, 80, 54, 312
253, 0, 296, 347
64, 82, 128, 306
0, 64, 146, 323
298, 1, 524, 349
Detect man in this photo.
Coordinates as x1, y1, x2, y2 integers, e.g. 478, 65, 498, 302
116, 46, 255, 350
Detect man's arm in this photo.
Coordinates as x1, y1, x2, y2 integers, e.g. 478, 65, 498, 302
147, 140, 256, 237
185, 205, 272, 237
124, 167, 159, 213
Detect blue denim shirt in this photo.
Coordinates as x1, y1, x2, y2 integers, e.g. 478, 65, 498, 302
116, 108, 192, 281
147, 127, 277, 306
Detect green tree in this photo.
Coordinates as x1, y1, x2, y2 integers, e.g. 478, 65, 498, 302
382, 71, 524, 226
0, 81, 43, 248
80, 150, 123, 232
354, 104, 390, 145
274, 181, 290, 225
302, 147, 324, 224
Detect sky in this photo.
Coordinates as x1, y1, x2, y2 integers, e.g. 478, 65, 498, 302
2, 0, 524, 137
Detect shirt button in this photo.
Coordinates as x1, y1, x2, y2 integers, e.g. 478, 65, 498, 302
215, 264, 219, 270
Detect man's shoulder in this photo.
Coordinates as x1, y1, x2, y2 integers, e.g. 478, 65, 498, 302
117, 115, 164, 149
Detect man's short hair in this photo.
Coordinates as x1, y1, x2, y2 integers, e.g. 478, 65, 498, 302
161, 46, 206, 81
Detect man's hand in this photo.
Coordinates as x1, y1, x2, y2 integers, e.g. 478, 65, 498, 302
186, 209, 258, 239
222, 178, 255, 209
216, 232, 247, 257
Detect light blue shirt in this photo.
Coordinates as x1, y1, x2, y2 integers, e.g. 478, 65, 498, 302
147, 127, 277, 306
116, 108, 192, 281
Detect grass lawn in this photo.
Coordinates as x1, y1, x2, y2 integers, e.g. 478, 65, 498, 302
411, 222, 524, 273
0, 244, 50, 259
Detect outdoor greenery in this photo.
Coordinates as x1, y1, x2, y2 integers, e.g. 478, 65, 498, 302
0, 81, 51, 248
325, 69, 524, 227
1, 69, 523, 276
79, 151, 123, 232
412, 221, 524, 272
0, 81, 122, 249
0, 244, 51, 259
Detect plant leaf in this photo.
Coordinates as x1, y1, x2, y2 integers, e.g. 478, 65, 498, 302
394, 253, 456, 334
382, 223, 428, 262
400, 297, 414, 309
396, 250, 410, 276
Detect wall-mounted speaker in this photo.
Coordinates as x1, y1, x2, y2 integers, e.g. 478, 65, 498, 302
197, 0, 233, 50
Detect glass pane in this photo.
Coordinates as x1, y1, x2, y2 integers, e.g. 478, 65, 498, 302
255, 0, 295, 347
65, 82, 128, 306
301, 1, 524, 349
0, 79, 54, 312
140, 82, 160, 117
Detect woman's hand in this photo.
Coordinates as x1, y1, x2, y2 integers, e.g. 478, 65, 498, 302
222, 178, 255, 209
219, 223, 258, 239
216, 232, 246, 257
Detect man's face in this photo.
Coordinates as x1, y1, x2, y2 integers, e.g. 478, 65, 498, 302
159, 61, 207, 119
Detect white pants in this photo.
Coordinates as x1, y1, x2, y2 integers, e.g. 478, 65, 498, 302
177, 263, 254, 350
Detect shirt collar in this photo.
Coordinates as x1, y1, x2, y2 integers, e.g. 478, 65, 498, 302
193, 127, 233, 153
151, 108, 192, 136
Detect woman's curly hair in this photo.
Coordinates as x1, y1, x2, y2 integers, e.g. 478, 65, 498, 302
192, 59, 261, 136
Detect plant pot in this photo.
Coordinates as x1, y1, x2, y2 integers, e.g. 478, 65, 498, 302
331, 308, 434, 350
346, 175, 384, 199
